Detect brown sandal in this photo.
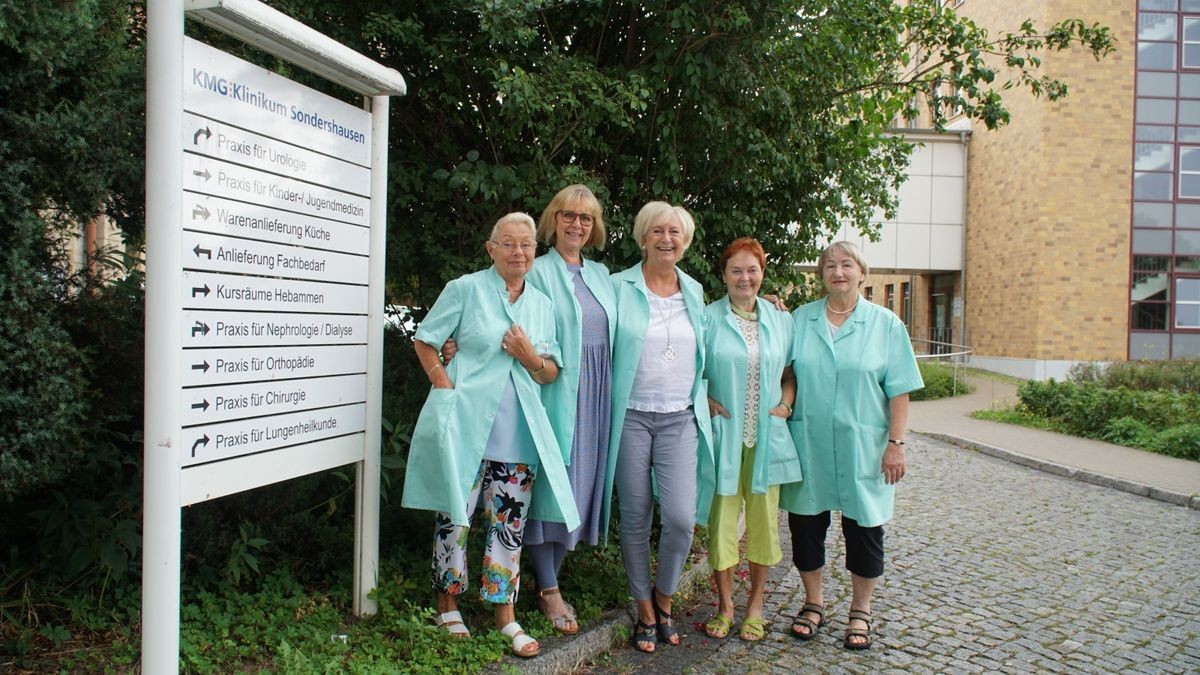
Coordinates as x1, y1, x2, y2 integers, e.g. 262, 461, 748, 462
791, 602, 826, 640
536, 587, 579, 635
843, 609, 872, 650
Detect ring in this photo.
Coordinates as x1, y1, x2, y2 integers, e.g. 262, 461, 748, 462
502, 342, 507, 350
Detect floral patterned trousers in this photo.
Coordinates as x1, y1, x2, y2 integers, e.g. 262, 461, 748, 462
432, 460, 536, 604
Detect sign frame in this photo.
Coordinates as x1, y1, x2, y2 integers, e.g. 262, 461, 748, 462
144, 1, 404, 672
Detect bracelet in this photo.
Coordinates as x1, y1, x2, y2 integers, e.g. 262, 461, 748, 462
425, 363, 443, 377
780, 401, 793, 415
529, 358, 546, 376
888, 438, 905, 446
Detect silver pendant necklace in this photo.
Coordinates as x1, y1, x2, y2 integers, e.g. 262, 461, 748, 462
653, 294, 678, 363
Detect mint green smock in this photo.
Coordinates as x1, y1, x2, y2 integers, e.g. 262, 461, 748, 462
602, 263, 715, 534
401, 267, 580, 530
702, 296, 802, 509
780, 298, 923, 528
525, 249, 617, 465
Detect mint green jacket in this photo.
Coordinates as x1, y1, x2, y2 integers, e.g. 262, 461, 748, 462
602, 263, 715, 533
401, 267, 580, 529
524, 249, 617, 465
780, 298, 923, 528
702, 296, 802, 503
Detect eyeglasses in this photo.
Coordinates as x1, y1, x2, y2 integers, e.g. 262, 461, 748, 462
490, 240, 536, 253
557, 210, 595, 226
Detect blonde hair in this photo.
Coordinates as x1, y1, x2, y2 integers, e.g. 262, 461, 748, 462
816, 241, 869, 282
536, 184, 606, 250
632, 201, 696, 256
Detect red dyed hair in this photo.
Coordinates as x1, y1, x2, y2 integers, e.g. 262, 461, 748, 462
718, 237, 766, 273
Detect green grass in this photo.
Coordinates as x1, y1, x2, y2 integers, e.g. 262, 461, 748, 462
970, 407, 1068, 433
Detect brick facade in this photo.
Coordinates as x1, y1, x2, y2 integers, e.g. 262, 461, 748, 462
959, 0, 1133, 361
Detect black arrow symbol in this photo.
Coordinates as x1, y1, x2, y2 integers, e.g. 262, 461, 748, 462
191, 284, 210, 297
190, 321, 210, 337
193, 127, 212, 145
191, 360, 210, 373
192, 205, 210, 220
190, 399, 210, 412
192, 168, 211, 181
191, 434, 210, 457
193, 245, 211, 259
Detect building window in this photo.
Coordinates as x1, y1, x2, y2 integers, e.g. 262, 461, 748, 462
1133, 256, 1170, 331
1181, 146, 1200, 197
1177, 277, 1200, 327
865, 287, 874, 302
901, 282, 911, 322
1185, 17, 1200, 68
885, 284, 895, 312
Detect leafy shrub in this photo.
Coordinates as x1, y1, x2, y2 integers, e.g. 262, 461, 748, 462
1146, 424, 1200, 461
1101, 416, 1154, 447
909, 362, 973, 401
1068, 359, 1200, 394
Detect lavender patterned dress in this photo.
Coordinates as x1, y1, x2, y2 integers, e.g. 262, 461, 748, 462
523, 263, 612, 549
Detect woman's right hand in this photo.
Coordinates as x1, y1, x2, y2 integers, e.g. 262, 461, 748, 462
707, 396, 731, 419
441, 338, 458, 363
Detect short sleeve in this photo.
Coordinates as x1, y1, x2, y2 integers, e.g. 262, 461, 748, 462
882, 314, 924, 399
413, 278, 463, 347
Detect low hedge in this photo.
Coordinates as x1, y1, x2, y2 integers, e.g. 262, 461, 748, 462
1017, 379, 1200, 461
909, 362, 974, 401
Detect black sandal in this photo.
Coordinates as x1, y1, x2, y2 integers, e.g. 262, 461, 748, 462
843, 609, 873, 650
651, 592, 681, 645
632, 620, 657, 653
791, 601, 826, 641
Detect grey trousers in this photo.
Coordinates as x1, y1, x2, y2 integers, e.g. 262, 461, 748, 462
615, 408, 698, 601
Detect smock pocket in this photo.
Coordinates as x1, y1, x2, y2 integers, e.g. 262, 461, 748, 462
767, 415, 802, 484
853, 422, 889, 481
786, 418, 810, 482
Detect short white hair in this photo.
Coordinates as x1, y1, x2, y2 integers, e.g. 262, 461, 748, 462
489, 212, 537, 241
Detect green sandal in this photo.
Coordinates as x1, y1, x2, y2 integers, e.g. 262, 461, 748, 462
705, 614, 733, 639
843, 609, 873, 650
739, 616, 766, 641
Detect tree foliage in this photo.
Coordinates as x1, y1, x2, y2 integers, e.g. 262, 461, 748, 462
267, 0, 1111, 303
0, 0, 145, 500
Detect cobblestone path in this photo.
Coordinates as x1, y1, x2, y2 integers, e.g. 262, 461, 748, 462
581, 435, 1200, 674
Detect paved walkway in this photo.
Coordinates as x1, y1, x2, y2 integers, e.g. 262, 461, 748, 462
519, 372, 1200, 674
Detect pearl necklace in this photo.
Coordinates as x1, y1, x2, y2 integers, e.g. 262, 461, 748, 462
826, 301, 857, 316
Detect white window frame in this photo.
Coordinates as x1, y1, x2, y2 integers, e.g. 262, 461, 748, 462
1175, 277, 1200, 328
1185, 16, 1200, 69
1179, 145, 1200, 198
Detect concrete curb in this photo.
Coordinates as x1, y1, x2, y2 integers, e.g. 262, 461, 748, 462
922, 432, 1200, 511
492, 552, 714, 674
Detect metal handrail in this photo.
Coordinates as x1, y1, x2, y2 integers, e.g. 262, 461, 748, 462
911, 337, 974, 396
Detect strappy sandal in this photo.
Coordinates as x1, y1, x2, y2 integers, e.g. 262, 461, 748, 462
499, 621, 539, 658
791, 602, 826, 641
843, 609, 873, 650
632, 620, 657, 653
536, 587, 579, 635
435, 610, 470, 638
651, 592, 680, 645
705, 613, 733, 639
739, 616, 766, 641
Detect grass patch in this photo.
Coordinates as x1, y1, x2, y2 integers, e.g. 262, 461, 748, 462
970, 407, 1068, 433
910, 362, 975, 401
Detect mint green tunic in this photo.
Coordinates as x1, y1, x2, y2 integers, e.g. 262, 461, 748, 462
780, 298, 923, 528
702, 296, 802, 506
525, 249, 617, 465
401, 267, 580, 530
602, 263, 715, 533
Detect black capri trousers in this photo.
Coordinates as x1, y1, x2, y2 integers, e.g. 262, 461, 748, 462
788, 511, 884, 579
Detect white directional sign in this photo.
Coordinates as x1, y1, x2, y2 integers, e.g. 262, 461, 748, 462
179, 36, 372, 474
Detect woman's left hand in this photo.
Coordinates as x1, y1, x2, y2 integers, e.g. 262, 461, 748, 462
767, 405, 790, 418
501, 324, 537, 366
881, 442, 906, 485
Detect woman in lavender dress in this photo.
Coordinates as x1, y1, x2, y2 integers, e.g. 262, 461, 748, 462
522, 185, 617, 634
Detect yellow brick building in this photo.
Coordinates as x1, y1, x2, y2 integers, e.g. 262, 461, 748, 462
857, 1, 1195, 377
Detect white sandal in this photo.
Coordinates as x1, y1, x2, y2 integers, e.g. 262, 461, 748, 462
435, 610, 470, 638
499, 621, 539, 658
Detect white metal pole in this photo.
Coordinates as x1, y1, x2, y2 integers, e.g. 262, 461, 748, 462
354, 94, 389, 616
142, 0, 185, 671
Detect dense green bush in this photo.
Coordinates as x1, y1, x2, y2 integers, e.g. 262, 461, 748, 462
1069, 359, 1200, 394
909, 362, 974, 401
1016, 379, 1200, 460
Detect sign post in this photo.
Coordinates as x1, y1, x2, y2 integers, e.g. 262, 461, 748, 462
143, 1, 404, 671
